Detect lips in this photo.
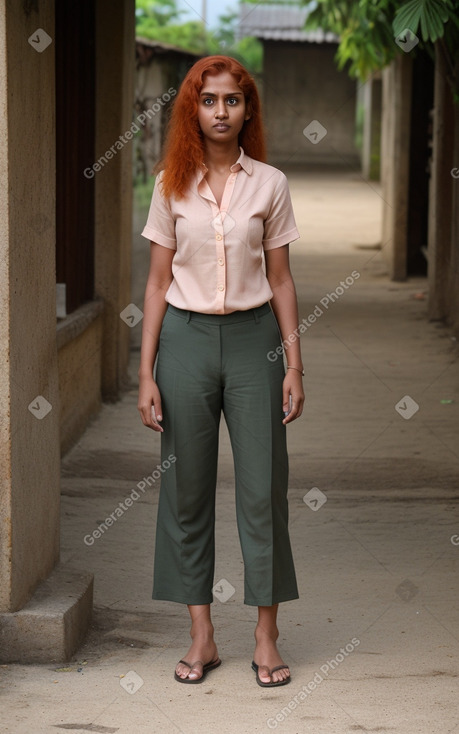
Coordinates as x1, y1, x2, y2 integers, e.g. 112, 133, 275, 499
213, 123, 230, 131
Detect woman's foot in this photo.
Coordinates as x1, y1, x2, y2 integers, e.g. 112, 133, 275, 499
253, 623, 290, 684
175, 622, 219, 682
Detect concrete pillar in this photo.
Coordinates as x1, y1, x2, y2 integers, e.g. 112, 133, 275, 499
380, 54, 413, 280
427, 42, 454, 321
0, 0, 92, 662
362, 75, 382, 181
95, 0, 135, 401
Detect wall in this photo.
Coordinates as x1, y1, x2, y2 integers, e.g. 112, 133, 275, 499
57, 304, 104, 455
136, 59, 163, 177
263, 41, 359, 167
0, 0, 60, 611
135, 46, 200, 182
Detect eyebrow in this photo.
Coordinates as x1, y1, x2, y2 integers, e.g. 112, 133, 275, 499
200, 91, 243, 96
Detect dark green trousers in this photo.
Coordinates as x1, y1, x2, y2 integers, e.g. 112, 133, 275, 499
153, 303, 299, 606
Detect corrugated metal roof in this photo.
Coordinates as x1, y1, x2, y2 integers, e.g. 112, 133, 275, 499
237, 3, 339, 43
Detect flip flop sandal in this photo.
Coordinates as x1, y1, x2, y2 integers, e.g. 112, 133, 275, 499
174, 657, 222, 684
251, 660, 291, 688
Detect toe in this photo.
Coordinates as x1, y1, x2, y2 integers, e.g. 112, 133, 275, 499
273, 666, 289, 683
257, 665, 272, 684
187, 663, 203, 680
176, 663, 189, 679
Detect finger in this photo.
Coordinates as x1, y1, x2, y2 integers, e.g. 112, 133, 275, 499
150, 403, 164, 432
138, 404, 161, 431
283, 404, 296, 424
282, 398, 296, 424
282, 396, 304, 424
139, 405, 154, 429
153, 397, 163, 423
282, 384, 291, 414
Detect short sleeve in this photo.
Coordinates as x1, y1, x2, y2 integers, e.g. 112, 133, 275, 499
141, 170, 177, 250
262, 172, 300, 250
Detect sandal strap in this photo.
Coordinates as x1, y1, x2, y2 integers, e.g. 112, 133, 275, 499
270, 664, 289, 673
256, 663, 289, 674
177, 659, 204, 669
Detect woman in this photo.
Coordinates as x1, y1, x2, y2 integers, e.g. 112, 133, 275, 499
137, 55, 304, 688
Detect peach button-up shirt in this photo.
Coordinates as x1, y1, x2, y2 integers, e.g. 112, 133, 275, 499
141, 147, 300, 314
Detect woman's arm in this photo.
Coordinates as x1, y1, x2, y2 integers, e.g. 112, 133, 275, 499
265, 245, 305, 425
137, 242, 174, 431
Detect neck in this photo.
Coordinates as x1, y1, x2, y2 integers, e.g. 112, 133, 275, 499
203, 139, 240, 172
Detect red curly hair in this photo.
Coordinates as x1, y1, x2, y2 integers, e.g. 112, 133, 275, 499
157, 55, 266, 199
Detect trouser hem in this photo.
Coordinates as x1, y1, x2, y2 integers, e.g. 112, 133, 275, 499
153, 592, 214, 605
243, 592, 300, 607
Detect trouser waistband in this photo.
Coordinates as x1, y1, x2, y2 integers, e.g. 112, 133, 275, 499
166, 302, 271, 325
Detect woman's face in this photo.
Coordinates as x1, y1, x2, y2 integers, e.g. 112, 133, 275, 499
197, 71, 250, 145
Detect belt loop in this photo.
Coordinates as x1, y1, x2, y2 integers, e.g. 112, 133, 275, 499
185, 310, 191, 323
253, 307, 260, 324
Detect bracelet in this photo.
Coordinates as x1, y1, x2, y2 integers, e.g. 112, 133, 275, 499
287, 366, 304, 376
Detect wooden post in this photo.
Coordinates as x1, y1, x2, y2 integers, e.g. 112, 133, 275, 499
381, 54, 412, 280
427, 41, 454, 321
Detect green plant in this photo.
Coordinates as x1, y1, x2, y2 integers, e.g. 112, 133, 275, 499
304, 0, 459, 96
133, 176, 156, 211
135, 0, 263, 71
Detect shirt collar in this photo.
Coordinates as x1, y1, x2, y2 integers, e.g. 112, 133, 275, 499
230, 146, 253, 174
197, 146, 253, 184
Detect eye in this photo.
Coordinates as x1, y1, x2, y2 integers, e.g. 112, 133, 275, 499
203, 97, 214, 106
227, 97, 238, 105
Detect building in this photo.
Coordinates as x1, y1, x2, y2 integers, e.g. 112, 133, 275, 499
238, 2, 359, 168
379, 45, 459, 334
238, 3, 459, 334
135, 38, 200, 182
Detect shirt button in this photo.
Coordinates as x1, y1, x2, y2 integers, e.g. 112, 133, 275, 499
218, 258, 224, 265
217, 284, 224, 291
215, 234, 222, 241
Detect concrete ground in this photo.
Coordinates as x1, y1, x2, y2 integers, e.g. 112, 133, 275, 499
2, 169, 459, 734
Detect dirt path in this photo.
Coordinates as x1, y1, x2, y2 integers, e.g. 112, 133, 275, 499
1, 169, 458, 734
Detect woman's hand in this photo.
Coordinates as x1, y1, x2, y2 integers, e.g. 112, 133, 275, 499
137, 375, 164, 432
282, 370, 305, 425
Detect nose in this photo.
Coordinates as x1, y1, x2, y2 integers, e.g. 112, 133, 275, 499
215, 100, 228, 119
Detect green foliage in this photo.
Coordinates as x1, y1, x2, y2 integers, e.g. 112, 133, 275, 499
136, 0, 208, 52
305, 0, 394, 78
209, 10, 263, 72
305, 0, 459, 86
392, 0, 455, 42
136, 0, 181, 27
136, 0, 207, 53
233, 36, 263, 72
133, 176, 156, 208
135, 0, 262, 71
